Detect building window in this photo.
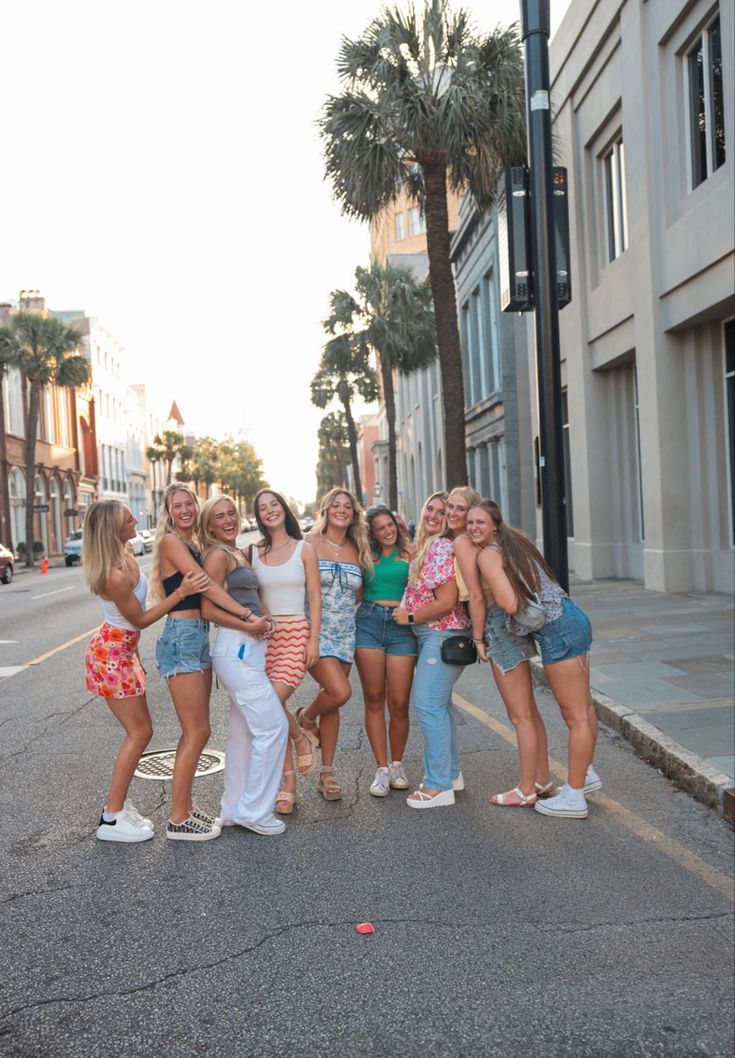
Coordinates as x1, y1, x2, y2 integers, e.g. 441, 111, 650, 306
603, 137, 628, 262
395, 212, 405, 240
725, 319, 735, 546
408, 206, 426, 237
561, 389, 574, 537
688, 13, 726, 189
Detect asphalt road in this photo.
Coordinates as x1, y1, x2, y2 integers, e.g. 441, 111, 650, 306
0, 559, 733, 1058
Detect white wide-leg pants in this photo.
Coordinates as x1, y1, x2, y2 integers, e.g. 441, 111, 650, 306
211, 627, 289, 826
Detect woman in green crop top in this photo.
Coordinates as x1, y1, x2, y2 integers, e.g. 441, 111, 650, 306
354, 507, 417, 798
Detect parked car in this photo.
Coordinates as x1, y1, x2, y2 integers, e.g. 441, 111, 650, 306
64, 530, 84, 566
139, 529, 154, 552
130, 531, 145, 556
0, 542, 14, 584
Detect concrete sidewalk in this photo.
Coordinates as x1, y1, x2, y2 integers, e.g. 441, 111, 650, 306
543, 578, 735, 819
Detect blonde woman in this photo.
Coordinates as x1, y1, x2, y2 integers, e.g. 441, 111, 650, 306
148, 483, 250, 840
250, 489, 321, 815
83, 500, 208, 843
201, 496, 289, 836
393, 491, 471, 808
298, 488, 371, 801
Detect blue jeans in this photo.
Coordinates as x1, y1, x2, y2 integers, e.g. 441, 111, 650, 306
412, 625, 468, 791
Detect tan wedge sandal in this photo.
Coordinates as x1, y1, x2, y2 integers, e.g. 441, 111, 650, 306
275, 770, 297, 815
296, 707, 321, 749
317, 766, 342, 801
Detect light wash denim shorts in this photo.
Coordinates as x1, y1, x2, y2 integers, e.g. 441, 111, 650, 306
156, 617, 211, 678
533, 597, 592, 664
355, 601, 418, 657
485, 605, 536, 673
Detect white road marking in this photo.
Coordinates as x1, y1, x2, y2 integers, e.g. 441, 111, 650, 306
31, 586, 74, 601
0, 666, 27, 678
0, 640, 19, 644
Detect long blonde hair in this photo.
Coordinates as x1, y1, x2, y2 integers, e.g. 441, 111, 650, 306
474, 498, 557, 602
148, 483, 203, 603
410, 491, 448, 584
200, 494, 244, 570
312, 487, 373, 573
83, 500, 127, 596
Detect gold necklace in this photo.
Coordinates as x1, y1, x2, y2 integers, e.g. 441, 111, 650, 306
269, 538, 294, 552
324, 534, 345, 556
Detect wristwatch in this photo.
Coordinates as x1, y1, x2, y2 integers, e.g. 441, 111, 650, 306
407, 612, 415, 624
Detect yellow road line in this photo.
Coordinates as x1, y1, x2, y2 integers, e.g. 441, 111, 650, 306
453, 691, 735, 904
27, 628, 98, 667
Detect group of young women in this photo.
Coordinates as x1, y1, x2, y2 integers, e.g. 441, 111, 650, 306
82, 481, 600, 843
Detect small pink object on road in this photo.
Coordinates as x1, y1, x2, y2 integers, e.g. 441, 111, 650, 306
355, 922, 375, 935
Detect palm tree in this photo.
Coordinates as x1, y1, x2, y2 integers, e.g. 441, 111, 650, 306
0, 337, 14, 548
147, 429, 188, 486
320, 0, 526, 486
0, 315, 88, 566
317, 411, 351, 495
311, 335, 378, 504
324, 260, 436, 511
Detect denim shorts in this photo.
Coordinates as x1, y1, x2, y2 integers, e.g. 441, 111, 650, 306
156, 617, 211, 678
533, 597, 592, 664
355, 601, 418, 658
484, 605, 536, 673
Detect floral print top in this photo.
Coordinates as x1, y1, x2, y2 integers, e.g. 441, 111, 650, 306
403, 536, 469, 631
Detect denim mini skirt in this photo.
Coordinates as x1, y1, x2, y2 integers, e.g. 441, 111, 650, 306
533, 597, 592, 664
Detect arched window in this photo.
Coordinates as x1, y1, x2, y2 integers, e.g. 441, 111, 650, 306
8, 468, 26, 551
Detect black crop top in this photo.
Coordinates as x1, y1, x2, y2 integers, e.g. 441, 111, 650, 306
162, 543, 203, 612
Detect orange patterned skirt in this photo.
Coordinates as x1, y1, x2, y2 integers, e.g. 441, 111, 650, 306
85, 624, 146, 700
265, 617, 310, 689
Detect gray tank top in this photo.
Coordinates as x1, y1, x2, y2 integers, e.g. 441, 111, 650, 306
225, 563, 264, 617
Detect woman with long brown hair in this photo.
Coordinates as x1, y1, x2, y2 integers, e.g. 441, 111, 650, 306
297, 488, 371, 801
83, 499, 208, 842
475, 501, 600, 819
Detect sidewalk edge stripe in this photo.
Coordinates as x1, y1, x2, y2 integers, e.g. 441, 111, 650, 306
452, 692, 734, 904
26, 628, 98, 667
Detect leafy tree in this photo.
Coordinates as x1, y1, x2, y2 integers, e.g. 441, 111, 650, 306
320, 0, 526, 486
0, 315, 87, 566
311, 333, 378, 504
146, 429, 189, 486
324, 260, 436, 511
0, 335, 14, 548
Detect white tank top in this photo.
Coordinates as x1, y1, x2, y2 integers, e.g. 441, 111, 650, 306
252, 540, 306, 615
99, 571, 148, 632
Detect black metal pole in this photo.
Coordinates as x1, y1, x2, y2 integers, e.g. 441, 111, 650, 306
520, 0, 568, 591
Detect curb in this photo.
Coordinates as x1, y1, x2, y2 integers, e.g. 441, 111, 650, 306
529, 658, 734, 820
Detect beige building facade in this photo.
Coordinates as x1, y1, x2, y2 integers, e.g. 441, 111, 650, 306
545, 0, 734, 593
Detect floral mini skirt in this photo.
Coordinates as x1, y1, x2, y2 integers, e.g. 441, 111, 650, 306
85, 623, 146, 700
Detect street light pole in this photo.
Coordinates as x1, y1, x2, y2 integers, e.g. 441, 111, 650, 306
520, 0, 569, 592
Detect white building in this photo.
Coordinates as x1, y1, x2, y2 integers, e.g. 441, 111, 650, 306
545, 0, 734, 593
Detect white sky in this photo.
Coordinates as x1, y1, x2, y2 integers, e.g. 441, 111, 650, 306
0, 0, 571, 505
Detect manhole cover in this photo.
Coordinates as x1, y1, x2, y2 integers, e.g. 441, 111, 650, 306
134, 749, 225, 781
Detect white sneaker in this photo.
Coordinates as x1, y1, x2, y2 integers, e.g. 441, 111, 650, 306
370, 767, 391, 797
406, 787, 455, 809
534, 784, 588, 819
388, 762, 409, 790
191, 804, 224, 827
124, 801, 153, 829
452, 773, 465, 792
240, 816, 286, 836
97, 809, 154, 843
583, 766, 602, 794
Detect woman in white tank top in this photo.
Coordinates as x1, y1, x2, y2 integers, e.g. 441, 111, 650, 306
251, 489, 321, 815
83, 500, 209, 844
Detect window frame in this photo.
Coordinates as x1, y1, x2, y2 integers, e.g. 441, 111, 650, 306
686, 12, 726, 190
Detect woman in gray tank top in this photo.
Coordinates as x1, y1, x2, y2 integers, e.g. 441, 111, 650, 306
200, 496, 289, 836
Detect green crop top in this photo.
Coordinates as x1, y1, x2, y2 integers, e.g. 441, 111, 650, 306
363, 548, 410, 602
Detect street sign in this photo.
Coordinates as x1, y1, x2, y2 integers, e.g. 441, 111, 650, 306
64, 509, 78, 516
33, 504, 50, 513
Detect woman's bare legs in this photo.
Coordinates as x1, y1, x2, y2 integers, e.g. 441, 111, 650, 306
105, 694, 154, 813
168, 669, 213, 823
544, 654, 595, 789
272, 680, 313, 804
355, 648, 389, 766
304, 658, 352, 771
385, 655, 414, 762
491, 661, 550, 796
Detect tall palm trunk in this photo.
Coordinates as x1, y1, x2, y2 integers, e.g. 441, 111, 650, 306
379, 354, 399, 512
23, 382, 41, 567
419, 149, 469, 487
0, 383, 12, 548
340, 398, 363, 503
